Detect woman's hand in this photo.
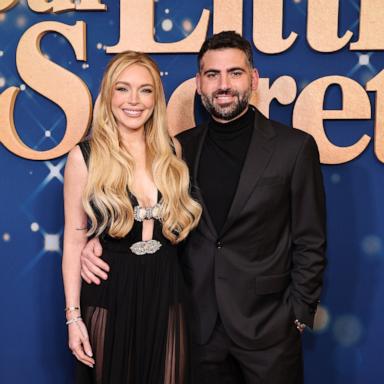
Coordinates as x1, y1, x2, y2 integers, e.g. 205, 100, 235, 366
68, 319, 95, 368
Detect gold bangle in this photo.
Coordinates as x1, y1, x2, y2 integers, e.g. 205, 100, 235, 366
64, 306, 80, 313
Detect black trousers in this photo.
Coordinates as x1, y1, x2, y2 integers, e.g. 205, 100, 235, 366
191, 318, 303, 384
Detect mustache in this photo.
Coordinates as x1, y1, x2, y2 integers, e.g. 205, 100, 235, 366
212, 89, 239, 97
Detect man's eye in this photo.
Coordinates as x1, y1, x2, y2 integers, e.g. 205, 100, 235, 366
232, 71, 242, 77
206, 73, 217, 78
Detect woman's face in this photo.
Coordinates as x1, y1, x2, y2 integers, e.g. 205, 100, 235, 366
111, 64, 155, 134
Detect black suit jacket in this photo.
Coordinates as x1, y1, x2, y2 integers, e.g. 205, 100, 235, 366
176, 109, 326, 349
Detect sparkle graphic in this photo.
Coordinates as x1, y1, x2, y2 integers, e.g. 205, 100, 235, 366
361, 235, 382, 256
359, 54, 370, 66
333, 315, 363, 347
45, 161, 65, 183
331, 173, 341, 184
0, 77, 5, 88
348, 53, 375, 77
45, 130, 51, 138
0, 51, 4, 57
161, 19, 173, 32
16, 16, 27, 28
3, 233, 10, 242
182, 19, 193, 33
31, 223, 40, 232
20, 84, 26, 91
44, 233, 61, 252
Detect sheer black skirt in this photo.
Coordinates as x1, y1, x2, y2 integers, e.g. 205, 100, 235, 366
75, 239, 190, 384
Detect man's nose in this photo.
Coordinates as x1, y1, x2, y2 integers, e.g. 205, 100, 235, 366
219, 74, 230, 90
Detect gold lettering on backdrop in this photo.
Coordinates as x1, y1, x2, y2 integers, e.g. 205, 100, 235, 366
253, 0, 297, 54
167, 78, 196, 136
27, 0, 75, 13
0, 0, 18, 12
213, 0, 243, 35
292, 76, 371, 164
107, 0, 210, 53
75, 0, 106, 11
366, 70, 384, 162
27, 0, 106, 13
0, 21, 91, 160
307, 0, 353, 52
2, 1, 384, 163
251, 76, 297, 118
350, 0, 384, 50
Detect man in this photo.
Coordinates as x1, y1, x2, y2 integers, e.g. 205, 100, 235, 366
80, 31, 326, 383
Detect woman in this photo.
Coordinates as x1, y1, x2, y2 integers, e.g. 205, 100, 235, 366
62, 51, 202, 384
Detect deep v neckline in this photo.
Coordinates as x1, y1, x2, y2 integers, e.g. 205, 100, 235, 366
130, 189, 161, 243
129, 188, 160, 208
130, 189, 159, 208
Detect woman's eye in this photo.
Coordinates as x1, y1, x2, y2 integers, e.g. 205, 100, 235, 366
142, 88, 153, 93
116, 87, 127, 92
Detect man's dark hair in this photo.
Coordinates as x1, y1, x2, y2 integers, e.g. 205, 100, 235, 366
197, 31, 254, 71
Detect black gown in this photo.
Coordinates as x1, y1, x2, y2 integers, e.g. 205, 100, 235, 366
76, 142, 189, 384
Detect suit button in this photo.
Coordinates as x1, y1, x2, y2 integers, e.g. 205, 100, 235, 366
216, 241, 222, 249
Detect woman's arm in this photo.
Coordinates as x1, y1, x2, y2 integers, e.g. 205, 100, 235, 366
62, 145, 95, 368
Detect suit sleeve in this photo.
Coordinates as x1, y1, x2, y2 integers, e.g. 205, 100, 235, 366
290, 134, 326, 328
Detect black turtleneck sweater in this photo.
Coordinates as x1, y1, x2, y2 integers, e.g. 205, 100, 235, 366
198, 107, 255, 233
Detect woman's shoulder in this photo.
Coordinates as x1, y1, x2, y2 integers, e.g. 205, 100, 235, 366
65, 144, 88, 181
77, 139, 91, 164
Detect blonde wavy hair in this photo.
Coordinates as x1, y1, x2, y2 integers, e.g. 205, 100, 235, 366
83, 51, 202, 243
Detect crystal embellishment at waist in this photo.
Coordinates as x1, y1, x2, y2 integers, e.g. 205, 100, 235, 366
130, 239, 162, 255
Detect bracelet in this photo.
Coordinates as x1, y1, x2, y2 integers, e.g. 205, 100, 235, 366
64, 306, 80, 313
66, 316, 82, 325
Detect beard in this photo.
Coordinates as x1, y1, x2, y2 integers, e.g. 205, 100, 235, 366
200, 87, 252, 121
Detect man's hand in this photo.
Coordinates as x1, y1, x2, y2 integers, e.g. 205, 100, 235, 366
80, 237, 109, 284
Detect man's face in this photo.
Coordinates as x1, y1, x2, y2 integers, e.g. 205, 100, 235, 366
196, 48, 258, 123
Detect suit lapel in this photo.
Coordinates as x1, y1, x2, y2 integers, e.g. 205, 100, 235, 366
220, 110, 276, 237
183, 124, 218, 240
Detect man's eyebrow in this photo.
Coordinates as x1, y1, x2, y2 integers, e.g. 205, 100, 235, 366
227, 67, 246, 72
202, 69, 220, 75
202, 67, 246, 75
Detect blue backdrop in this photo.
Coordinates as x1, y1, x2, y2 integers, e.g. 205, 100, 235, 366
1, 0, 383, 383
